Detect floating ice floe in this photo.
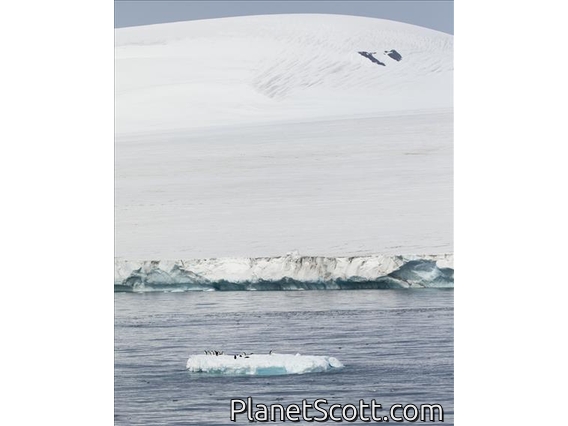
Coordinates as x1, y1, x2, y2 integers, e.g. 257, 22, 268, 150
186, 353, 344, 376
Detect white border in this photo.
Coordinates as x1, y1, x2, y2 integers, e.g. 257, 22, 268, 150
2, 0, 113, 424
456, 0, 567, 425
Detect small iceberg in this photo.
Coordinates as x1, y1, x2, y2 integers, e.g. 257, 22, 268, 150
186, 353, 343, 376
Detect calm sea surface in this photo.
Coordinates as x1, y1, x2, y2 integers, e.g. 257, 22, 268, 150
115, 290, 453, 425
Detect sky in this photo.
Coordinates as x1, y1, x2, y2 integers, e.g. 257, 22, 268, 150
115, 1, 454, 35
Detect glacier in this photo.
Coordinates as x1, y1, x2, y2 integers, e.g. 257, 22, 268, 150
186, 353, 344, 376
115, 15, 453, 262
115, 253, 453, 291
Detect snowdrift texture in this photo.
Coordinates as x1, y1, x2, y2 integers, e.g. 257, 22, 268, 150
186, 353, 344, 375
115, 15, 453, 261
116, 14, 452, 133
115, 253, 454, 291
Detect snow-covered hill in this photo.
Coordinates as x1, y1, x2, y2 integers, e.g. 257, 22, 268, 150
115, 15, 453, 261
115, 14, 452, 134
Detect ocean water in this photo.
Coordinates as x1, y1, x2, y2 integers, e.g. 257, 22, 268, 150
115, 290, 453, 425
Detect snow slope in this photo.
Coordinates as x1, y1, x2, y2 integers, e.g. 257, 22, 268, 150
115, 15, 453, 261
115, 14, 452, 133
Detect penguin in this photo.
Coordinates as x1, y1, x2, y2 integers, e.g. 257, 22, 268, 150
234, 355, 237, 359
269, 350, 273, 355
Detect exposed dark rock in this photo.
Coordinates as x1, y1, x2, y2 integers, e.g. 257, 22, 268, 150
385, 49, 402, 61
358, 51, 385, 66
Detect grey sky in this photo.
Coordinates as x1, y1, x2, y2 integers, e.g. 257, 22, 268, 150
115, 1, 454, 35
